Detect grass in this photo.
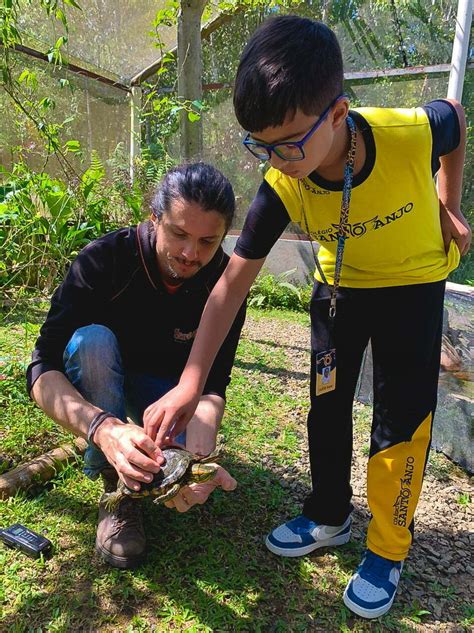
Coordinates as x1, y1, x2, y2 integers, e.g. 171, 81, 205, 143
248, 306, 310, 326
456, 492, 471, 506
0, 302, 471, 632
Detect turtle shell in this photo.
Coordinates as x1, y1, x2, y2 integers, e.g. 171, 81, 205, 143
134, 447, 194, 495
101, 446, 221, 508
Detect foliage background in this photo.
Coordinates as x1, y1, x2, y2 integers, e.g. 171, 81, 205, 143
0, 0, 472, 295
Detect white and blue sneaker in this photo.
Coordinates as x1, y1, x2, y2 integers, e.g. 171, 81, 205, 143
343, 549, 404, 619
265, 514, 351, 557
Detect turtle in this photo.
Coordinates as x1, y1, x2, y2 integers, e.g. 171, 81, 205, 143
102, 446, 220, 511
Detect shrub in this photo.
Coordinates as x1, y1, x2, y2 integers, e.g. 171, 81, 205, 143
249, 269, 313, 312
0, 157, 145, 296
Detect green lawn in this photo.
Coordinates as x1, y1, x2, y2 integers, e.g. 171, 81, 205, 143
0, 303, 471, 632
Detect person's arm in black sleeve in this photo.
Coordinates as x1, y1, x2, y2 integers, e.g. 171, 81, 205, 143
234, 179, 291, 259
423, 99, 471, 256
26, 241, 110, 395
422, 99, 461, 177
28, 238, 165, 488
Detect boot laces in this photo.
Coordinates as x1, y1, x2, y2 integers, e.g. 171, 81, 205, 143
112, 498, 144, 534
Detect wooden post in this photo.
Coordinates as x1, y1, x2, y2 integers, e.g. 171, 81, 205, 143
177, 0, 207, 161
130, 85, 142, 183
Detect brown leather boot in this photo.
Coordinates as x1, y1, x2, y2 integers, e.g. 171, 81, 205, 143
95, 468, 146, 569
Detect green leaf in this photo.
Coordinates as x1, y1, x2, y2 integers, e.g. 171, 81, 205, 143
64, 140, 81, 154
187, 111, 201, 122
279, 281, 299, 293
64, 0, 82, 9
39, 97, 55, 111
55, 8, 68, 30
82, 181, 94, 200
18, 70, 29, 83
55, 36, 68, 48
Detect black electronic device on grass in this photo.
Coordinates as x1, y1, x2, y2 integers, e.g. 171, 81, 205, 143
0, 523, 53, 558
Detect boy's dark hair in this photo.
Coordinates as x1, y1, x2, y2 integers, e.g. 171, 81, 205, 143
151, 162, 235, 234
233, 15, 344, 132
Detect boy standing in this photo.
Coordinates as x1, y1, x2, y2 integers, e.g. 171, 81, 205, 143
144, 16, 471, 617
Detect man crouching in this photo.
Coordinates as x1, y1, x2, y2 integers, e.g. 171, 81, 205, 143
27, 163, 244, 568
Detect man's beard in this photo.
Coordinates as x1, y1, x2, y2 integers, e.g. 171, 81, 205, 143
164, 252, 201, 283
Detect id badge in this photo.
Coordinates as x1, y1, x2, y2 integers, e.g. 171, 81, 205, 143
315, 349, 336, 396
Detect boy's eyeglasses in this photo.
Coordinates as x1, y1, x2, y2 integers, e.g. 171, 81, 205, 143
242, 95, 342, 162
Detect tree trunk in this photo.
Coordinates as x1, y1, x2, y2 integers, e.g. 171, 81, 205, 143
178, 0, 207, 161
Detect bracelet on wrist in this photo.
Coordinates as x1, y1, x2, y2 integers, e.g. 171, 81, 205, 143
87, 411, 115, 448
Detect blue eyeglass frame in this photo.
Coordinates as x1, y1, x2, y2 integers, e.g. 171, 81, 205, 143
242, 94, 344, 162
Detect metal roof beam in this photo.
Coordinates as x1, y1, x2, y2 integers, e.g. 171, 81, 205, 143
151, 63, 473, 94
3, 42, 130, 92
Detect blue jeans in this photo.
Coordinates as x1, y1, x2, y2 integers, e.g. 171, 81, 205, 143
63, 324, 185, 479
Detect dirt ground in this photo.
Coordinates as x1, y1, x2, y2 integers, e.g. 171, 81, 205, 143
243, 315, 473, 631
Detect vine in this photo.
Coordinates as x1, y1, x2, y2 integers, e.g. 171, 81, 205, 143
1, 0, 83, 179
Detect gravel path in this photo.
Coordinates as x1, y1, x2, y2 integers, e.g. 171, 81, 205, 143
242, 315, 473, 631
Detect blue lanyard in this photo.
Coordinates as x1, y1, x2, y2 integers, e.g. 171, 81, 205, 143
299, 115, 357, 321
329, 115, 357, 319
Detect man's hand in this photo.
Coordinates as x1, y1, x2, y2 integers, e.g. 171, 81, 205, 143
440, 201, 472, 256
164, 465, 237, 512
94, 418, 164, 490
143, 384, 201, 447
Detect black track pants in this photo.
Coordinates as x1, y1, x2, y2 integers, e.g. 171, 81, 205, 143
302, 280, 445, 560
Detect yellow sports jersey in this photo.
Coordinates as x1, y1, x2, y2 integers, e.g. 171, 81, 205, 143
265, 107, 460, 288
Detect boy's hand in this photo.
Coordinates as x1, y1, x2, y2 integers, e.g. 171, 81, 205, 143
164, 466, 237, 512
143, 384, 200, 446
439, 201, 472, 256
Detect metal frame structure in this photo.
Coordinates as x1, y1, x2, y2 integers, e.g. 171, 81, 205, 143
448, 0, 473, 100
5, 1, 473, 179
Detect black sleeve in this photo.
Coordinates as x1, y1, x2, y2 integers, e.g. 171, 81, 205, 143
234, 180, 291, 259
26, 241, 112, 394
203, 297, 247, 399
422, 99, 461, 176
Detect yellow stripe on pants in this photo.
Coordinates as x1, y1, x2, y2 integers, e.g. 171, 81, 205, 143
367, 413, 432, 561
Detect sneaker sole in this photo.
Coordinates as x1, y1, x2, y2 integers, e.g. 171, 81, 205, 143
95, 540, 145, 569
342, 584, 396, 619
265, 530, 351, 557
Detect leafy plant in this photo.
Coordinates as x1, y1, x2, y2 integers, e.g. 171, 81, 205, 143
249, 269, 313, 312
1, 0, 83, 179
407, 607, 431, 623
457, 492, 471, 506
0, 155, 146, 296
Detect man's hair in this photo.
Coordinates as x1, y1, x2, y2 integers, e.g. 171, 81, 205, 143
150, 162, 235, 234
233, 15, 344, 132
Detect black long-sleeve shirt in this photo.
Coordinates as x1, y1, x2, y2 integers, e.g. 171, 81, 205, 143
27, 220, 246, 398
